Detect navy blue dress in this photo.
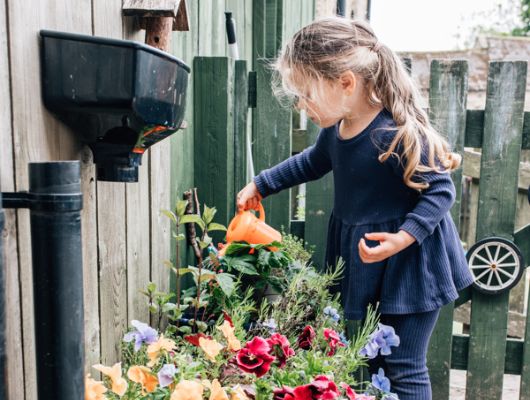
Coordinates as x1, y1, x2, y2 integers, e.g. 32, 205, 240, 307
253, 108, 474, 320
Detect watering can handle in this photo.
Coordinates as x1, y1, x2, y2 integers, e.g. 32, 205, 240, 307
257, 202, 265, 221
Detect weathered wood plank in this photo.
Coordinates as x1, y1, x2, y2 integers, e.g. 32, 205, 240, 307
123, 0, 181, 16
0, 1, 25, 398
466, 61, 527, 400
465, 109, 530, 150
7, 1, 93, 398
452, 334, 524, 375
193, 57, 235, 245
253, 58, 292, 233
426, 59, 468, 400
304, 121, 333, 271
93, 0, 128, 367
198, 0, 226, 56
170, 0, 198, 274
252, 0, 266, 68
234, 60, 249, 197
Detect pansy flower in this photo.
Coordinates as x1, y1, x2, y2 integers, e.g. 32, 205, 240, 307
85, 374, 108, 400
267, 333, 295, 368
372, 368, 391, 393
323, 328, 346, 356
127, 365, 158, 395
297, 325, 316, 350
158, 364, 178, 388
123, 320, 158, 351
236, 337, 275, 377
92, 362, 127, 396
170, 379, 204, 400
147, 335, 176, 367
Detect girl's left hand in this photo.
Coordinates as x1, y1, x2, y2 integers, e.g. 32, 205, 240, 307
358, 230, 416, 263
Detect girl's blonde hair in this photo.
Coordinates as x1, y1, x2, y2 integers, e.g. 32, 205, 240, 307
272, 16, 461, 191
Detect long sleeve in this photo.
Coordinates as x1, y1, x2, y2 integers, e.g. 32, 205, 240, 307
386, 138, 457, 245
253, 129, 332, 199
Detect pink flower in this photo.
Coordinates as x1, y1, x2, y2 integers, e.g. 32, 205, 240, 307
292, 375, 340, 399
323, 328, 346, 356
236, 337, 275, 377
297, 325, 316, 350
273, 385, 295, 400
340, 383, 376, 400
267, 333, 295, 368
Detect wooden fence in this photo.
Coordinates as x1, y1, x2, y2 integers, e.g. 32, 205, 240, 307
193, 52, 530, 399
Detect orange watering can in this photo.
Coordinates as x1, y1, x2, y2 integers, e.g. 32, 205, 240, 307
218, 202, 282, 256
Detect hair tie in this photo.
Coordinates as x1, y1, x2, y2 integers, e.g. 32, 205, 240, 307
370, 41, 382, 53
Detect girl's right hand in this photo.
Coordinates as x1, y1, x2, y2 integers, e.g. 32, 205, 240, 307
236, 181, 263, 211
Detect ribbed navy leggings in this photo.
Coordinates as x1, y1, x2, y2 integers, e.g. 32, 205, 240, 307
365, 308, 441, 400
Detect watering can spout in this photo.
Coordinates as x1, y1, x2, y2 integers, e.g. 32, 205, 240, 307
219, 202, 281, 256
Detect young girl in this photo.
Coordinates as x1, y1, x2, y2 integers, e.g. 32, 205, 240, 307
236, 16, 474, 399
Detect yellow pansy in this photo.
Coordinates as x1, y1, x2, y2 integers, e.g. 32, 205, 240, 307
170, 379, 204, 400
230, 385, 249, 400
217, 320, 241, 352
92, 362, 127, 396
146, 334, 177, 367
127, 365, 158, 394
198, 337, 224, 362
85, 374, 108, 400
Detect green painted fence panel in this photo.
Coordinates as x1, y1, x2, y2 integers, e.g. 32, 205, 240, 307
466, 61, 527, 400
426, 59, 469, 400
193, 57, 235, 245
234, 60, 249, 198
253, 58, 292, 233
305, 121, 334, 271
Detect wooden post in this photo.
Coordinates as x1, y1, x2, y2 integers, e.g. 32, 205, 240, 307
425, 59, 468, 400
252, 58, 292, 233
193, 57, 235, 245
466, 61, 527, 400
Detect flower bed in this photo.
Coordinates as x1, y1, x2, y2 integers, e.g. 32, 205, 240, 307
85, 203, 401, 399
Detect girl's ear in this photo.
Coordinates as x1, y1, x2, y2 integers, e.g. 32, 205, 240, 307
339, 71, 357, 95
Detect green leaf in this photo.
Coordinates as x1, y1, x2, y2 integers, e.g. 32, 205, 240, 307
180, 214, 206, 230
161, 209, 177, 224
178, 325, 192, 334
146, 282, 156, 294
175, 199, 188, 218
162, 302, 178, 313
195, 321, 208, 332
216, 273, 235, 297
172, 232, 186, 241
202, 205, 217, 225
207, 222, 227, 232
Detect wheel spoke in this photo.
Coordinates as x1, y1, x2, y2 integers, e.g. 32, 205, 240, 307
476, 268, 491, 281
496, 251, 512, 264
493, 244, 501, 263
497, 267, 514, 279
493, 269, 504, 287
474, 254, 492, 265
471, 264, 491, 269
485, 246, 494, 263
486, 270, 494, 286
497, 262, 517, 268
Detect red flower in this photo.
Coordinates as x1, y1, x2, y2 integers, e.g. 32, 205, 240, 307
223, 311, 234, 327
184, 333, 212, 347
267, 333, 295, 368
236, 337, 275, 377
340, 383, 375, 400
273, 385, 295, 400
323, 328, 345, 356
297, 325, 316, 350
292, 375, 340, 399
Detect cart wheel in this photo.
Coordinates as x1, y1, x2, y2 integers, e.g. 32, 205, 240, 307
466, 237, 525, 295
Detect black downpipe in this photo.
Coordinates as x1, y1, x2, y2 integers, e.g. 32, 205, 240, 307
2, 161, 84, 400
0, 192, 6, 400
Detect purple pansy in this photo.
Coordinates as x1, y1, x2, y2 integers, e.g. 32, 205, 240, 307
158, 364, 178, 388
359, 322, 400, 359
123, 320, 158, 351
372, 367, 391, 393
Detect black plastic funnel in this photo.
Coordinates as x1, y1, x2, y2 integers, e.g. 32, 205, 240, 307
39, 30, 190, 182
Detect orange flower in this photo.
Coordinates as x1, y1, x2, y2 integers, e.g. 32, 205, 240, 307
170, 379, 204, 400
146, 334, 176, 367
217, 320, 241, 352
92, 362, 127, 396
127, 365, 158, 394
85, 374, 108, 400
198, 337, 224, 362
208, 379, 229, 400
230, 385, 250, 400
